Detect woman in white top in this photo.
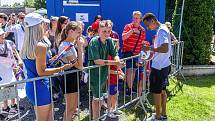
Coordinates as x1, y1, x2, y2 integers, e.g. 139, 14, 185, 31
0, 28, 22, 115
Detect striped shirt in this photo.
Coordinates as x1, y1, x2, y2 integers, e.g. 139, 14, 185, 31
122, 23, 146, 55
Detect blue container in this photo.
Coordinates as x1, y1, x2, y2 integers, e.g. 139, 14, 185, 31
47, 0, 166, 42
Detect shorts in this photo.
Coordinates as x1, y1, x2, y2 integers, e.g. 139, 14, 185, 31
149, 66, 170, 94
26, 79, 51, 106
108, 85, 118, 95
91, 80, 106, 99
122, 52, 138, 69
59, 68, 81, 94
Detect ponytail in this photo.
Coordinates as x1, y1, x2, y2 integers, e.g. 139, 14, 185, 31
60, 28, 67, 45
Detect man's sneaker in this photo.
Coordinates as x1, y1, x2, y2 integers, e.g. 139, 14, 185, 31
161, 115, 168, 121
146, 115, 162, 121
146, 116, 162, 121
2, 106, 10, 114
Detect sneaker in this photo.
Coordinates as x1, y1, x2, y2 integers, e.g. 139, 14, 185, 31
161, 115, 168, 121
2, 106, 10, 114
108, 112, 117, 119
146, 115, 162, 121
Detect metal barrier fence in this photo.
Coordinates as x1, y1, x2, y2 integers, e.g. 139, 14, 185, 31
0, 41, 184, 121
170, 41, 185, 79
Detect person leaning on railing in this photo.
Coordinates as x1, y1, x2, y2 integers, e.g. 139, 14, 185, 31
88, 20, 125, 120
122, 11, 146, 96
58, 21, 84, 121
165, 22, 178, 45
20, 13, 74, 121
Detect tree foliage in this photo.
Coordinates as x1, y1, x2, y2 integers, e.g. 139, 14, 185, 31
34, 0, 46, 9
24, 0, 46, 9
172, 0, 215, 65
24, 0, 35, 8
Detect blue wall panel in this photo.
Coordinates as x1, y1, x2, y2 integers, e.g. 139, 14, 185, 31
46, 0, 55, 18
46, 0, 166, 42
63, 5, 100, 34
100, 0, 166, 45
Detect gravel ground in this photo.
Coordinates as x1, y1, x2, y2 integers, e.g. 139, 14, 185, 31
2, 84, 137, 121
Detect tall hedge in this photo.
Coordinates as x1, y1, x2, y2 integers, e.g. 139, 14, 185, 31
172, 0, 215, 65
165, 0, 176, 22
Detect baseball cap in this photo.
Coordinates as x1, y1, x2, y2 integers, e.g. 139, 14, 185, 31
92, 20, 100, 31
24, 13, 46, 27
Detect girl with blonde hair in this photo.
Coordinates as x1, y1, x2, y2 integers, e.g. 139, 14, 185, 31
21, 13, 73, 121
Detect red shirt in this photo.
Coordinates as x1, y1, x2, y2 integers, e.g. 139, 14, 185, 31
106, 56, 123, 85
122, 23, 146, 55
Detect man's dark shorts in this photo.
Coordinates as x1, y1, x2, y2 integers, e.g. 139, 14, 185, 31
149, 65, 170, 94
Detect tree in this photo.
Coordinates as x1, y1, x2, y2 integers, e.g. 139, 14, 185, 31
24, 0, 35, 8
165, 0, 176, 22
172, 0, 215, 65
24, 0, 46, 9
12, 2, 23, 8
34, 0, 46, 9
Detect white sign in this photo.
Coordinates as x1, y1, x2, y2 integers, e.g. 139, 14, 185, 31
76, 13, 89, 22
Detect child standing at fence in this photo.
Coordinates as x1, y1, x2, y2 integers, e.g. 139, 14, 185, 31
0, 28, 22, 118
21, 13, 74, 121
58, 21, 84, 121
137, 41, 151, 96
107, 38, 125, 118
88, 20, 124, 120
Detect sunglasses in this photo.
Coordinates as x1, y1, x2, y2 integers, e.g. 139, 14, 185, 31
20, 17, 24, 19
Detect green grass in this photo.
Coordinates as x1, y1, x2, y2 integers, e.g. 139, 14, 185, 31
78, 76, 215, 121
166, 76, 215, 121
121, 75, 215, 121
